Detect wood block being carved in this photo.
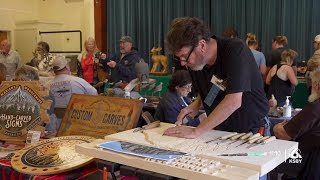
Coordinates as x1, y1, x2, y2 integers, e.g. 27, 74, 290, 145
0, 81, 52, 142
57, 94, 143, 138
150, 47, 168, 75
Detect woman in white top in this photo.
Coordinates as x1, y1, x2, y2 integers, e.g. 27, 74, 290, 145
266, 49, 298, 106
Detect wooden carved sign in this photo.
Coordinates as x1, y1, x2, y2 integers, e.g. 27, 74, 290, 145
11, 136, 95, 175
0, 81, 51, 142
57, 95, 143, 138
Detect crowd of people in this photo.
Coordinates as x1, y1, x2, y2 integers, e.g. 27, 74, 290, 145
1, 16, 320, 179
162, 17, 320, 179
0, 35, 142, 134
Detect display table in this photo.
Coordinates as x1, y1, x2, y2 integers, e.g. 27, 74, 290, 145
76, 123, 298, 179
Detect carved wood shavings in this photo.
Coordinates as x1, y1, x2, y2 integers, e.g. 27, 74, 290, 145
142, 131, 155, 145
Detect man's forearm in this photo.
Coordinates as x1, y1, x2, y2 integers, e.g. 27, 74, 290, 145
273, 122, 292, 140
195, 93, 242, 135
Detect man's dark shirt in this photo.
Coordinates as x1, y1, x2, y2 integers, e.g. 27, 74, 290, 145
284, 99, 320, 152
109, 49, 141, 83
189, 36, 268, 133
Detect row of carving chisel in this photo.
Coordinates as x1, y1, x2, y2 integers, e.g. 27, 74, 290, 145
205, 132, 276, 149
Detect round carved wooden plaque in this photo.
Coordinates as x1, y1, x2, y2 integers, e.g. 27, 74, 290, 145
11, 136, 95, 175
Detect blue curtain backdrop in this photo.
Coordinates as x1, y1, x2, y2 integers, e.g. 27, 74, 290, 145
106, 0, 320, 69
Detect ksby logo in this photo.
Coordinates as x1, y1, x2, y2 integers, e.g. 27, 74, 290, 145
287, 148, 302, 163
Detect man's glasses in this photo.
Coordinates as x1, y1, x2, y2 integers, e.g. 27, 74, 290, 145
174, 46, 195, 63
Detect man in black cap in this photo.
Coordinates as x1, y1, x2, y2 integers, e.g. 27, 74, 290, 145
107, 36, 141, 86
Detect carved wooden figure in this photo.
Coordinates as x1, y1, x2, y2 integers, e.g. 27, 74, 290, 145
150, 47, 168, 73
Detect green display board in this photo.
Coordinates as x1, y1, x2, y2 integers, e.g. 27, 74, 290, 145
291, 79, 309, 108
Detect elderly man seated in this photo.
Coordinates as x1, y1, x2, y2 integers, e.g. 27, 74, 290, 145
272, 68, 320, 179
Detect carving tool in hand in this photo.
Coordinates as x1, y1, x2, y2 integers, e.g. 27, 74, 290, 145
247, 136, 276, 149
235, 133, 262, 147
182, 112, 192, 125
205, 132, 238, 144
133, 120, 160, 132
175, 112, 192, 126
229, 132, 253, 145
217, 152, 267, 156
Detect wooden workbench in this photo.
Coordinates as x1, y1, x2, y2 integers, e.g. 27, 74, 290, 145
76, 123, 298, 179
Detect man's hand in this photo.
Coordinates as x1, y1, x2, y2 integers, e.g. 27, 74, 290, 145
163, 126, 199, 139
176, 107, 196, 126
273, 121, 291, 140
107, 60, 117, 68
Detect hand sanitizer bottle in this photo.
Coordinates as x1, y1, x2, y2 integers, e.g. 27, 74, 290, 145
283, 96, 291, 117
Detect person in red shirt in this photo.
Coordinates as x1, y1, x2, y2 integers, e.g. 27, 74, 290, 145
77, 37, 107, 86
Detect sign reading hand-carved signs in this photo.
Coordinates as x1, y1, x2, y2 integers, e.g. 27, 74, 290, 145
57, 95, 143, 138
0, 81, 51, 142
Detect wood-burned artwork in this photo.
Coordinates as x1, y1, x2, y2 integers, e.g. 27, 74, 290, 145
57, 95, 143, 138
11, 136, 95, 175
0, 81, 52, 142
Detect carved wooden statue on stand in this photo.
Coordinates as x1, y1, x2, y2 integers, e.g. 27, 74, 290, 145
150, 47, 168, 74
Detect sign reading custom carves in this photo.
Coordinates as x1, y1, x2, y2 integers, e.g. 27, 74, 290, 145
0, 81, 52, 142
57, 95, 143, 138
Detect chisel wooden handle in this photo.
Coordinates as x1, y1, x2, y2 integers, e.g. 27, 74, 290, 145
220, 132, 238, 140
142, 120, 160, 129
256, 136, 270, 143
248, 133, 261, 140
240, 132, 253, 140
230, 133, 246, 140
261, 136, 276, 144
248, 136, 264, 144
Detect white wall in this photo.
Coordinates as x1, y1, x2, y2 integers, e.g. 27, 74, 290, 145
0, 0, 38, 49
38, 0, 95, 51
0, 0, 95, 63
